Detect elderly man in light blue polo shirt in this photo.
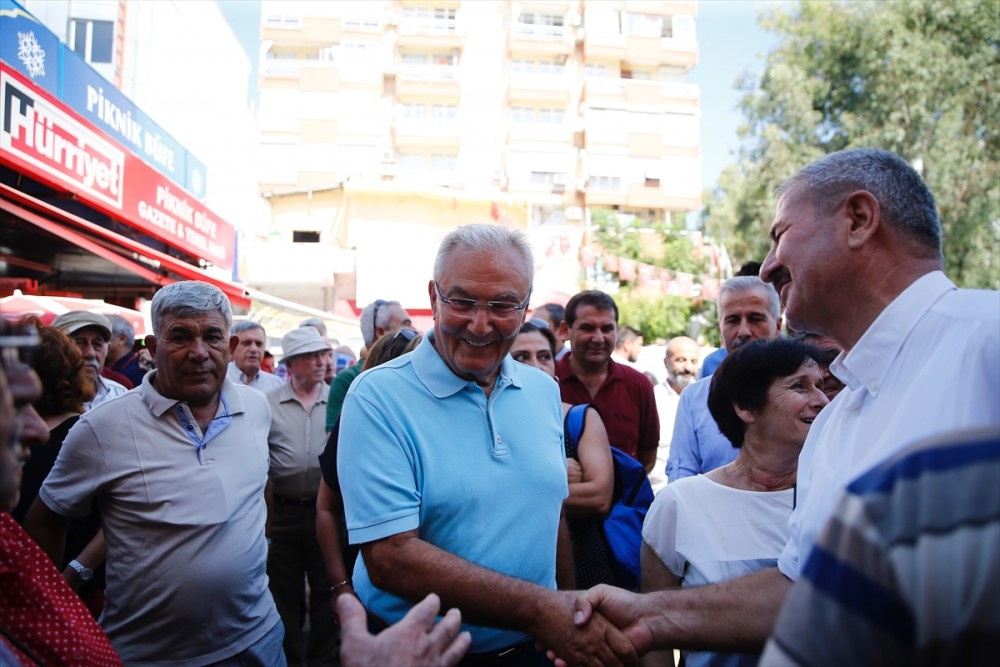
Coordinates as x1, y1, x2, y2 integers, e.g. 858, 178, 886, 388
338, 224, 635, 667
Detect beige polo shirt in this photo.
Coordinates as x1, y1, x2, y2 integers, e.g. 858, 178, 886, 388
265, 381, 329, 501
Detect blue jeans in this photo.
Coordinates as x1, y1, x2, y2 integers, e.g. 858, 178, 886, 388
208, 620, 287, 667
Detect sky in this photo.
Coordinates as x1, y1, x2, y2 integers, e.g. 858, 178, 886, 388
687, 0, 783, 192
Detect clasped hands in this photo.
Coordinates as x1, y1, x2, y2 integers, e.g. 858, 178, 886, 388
535, 588, 647, 667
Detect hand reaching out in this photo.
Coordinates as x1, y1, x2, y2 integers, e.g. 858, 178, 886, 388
337, 593, 471, 667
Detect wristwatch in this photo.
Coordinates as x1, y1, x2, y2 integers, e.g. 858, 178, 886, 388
68, 559, 94, 583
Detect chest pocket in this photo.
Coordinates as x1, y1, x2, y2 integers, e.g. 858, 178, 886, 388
134, 428, 231, 527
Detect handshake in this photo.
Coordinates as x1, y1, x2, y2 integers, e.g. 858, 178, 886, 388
338, 586, 647, 667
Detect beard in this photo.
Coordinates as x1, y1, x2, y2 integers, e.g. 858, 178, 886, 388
668, 369, 696, 389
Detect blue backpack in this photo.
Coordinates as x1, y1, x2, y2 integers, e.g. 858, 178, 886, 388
565, 404, 654, 590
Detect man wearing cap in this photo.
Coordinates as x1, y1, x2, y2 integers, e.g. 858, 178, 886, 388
265, 327, 335, 665
25, 281, 283, 666
51, 312, 130, 410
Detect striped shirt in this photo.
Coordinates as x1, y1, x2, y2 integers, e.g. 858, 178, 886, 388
762, 426, 1000, 666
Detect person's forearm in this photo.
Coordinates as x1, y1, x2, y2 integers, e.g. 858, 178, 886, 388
23, 498, 70, 565
365, 532, 564, 636
564, 481, 611, 517
316, 484, 352, 587
645, 567, 791, 652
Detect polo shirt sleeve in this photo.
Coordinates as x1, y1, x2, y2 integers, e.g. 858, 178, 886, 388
338, 389, 420, 545
38, 418, 106, 519
665, 387, 701, 483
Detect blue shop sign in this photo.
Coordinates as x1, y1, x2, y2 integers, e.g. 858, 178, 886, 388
0, 0, 208, 198
60, 49, 207, 196
0, 0, 60, 96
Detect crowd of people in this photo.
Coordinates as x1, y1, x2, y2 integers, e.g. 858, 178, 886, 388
1, 147, 997, 667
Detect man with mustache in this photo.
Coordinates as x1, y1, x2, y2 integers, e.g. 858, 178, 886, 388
666, 276, 781, 483
25, 281, 284, 666
648, 336, 700, 493
52, 311, 129, 410
556, 290, 659, 471
338, 225, 635, 666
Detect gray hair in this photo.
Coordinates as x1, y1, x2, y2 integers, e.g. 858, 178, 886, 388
106, 314, 134, 341
359, 299, 401, 348
717, 276, 780, 320
432, 224, 534, 285
299, 317, 327, 337
230, 320, 265, 337
150, 281, 233, 335
776, 148, 941, 256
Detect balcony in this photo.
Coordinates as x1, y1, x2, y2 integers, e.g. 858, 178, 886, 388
395, 63, 461, 97
583, 78, 698, 109
583, 33, 696, 68
508, 71, 573, 106
508, 21, 575, 57
262, 16, 342, 45
393, 119, 460, 150
397, 17, 464, 49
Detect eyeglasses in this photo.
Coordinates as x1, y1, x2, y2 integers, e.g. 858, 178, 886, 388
433, 281, 531, 319
371, 299, 387, 335
393, 328, 419, 342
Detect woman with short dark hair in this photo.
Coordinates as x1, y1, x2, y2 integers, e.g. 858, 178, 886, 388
640, 338, 829, 667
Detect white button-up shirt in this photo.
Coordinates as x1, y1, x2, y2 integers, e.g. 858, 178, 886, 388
779, 271, 1000, 579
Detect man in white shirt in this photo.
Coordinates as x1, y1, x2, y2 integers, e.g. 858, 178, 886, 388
51, 312, 128, 410
560, 148, 999, 659
649, 336, 699, 493
228, 321, 283, 392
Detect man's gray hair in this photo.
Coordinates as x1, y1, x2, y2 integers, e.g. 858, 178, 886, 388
151, 281, 233, 335
106, 314, 134, 341
299, 317, 327, 337
717, 276, 780, 320
359, 299, 401, 348
432, 224, 534, 285
776, 148, 941, 256
230, 320, 265, 337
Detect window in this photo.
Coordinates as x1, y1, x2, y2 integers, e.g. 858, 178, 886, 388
293, 231, 321, 243
530, 171, 557, 185
430, 152, 457, 170
264, 14, 301, 29
622, 13, 663, 38
431, 104, 456, 120
588, 175, 623, 192
520, 13, 564, 27
69, 18, 113, 64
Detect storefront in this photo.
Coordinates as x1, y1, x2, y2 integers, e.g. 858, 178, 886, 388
0, 0, 247, 308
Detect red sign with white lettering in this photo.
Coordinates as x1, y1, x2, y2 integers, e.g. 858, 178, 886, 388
0, 64, 234, 270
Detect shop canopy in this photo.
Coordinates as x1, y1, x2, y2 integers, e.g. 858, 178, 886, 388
0, 289, 149, 335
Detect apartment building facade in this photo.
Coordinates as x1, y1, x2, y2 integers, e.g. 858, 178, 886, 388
254, 0, 701, 318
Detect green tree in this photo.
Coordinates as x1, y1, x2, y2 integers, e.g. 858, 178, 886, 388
703, 0, 999, 288
617, 294, 694, 342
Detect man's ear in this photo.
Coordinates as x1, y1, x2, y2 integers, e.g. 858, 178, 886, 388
144, 335, 157, 357
428, 280, 438, 322
229, 335, 240, 355
844, 190, 880, 250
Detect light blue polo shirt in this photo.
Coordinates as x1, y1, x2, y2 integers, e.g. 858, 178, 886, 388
339, 333, 567, 652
